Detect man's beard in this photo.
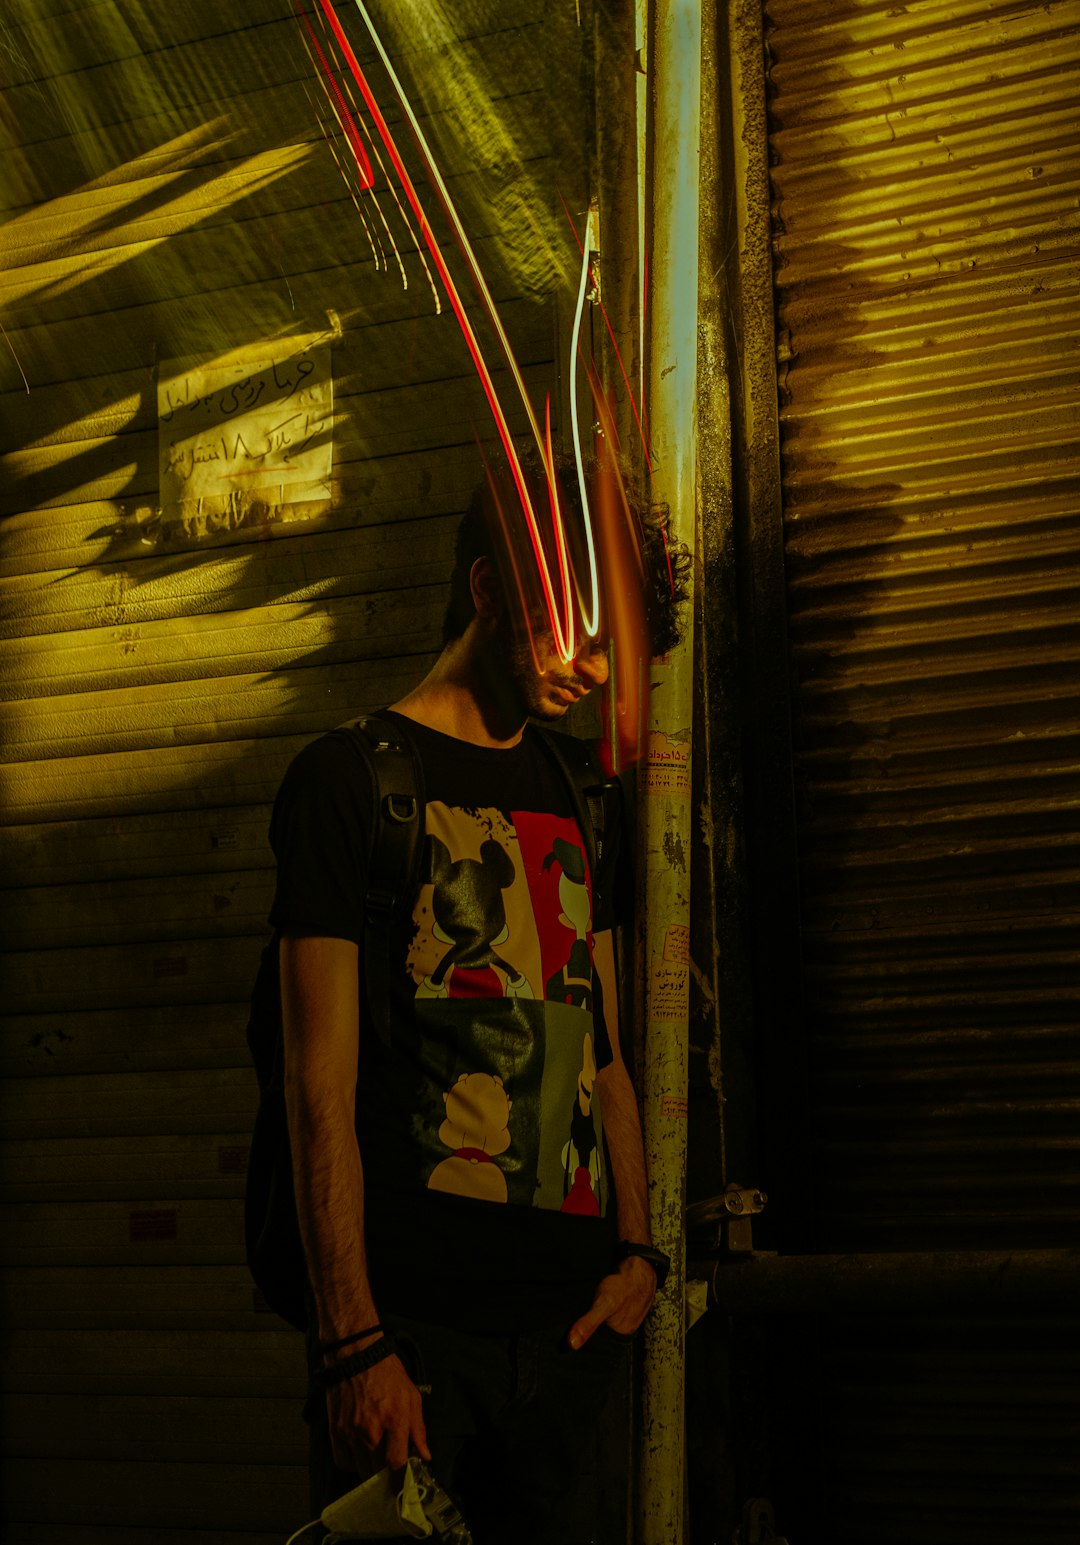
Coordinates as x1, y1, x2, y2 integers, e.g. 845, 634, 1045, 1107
497, 619, 579, 722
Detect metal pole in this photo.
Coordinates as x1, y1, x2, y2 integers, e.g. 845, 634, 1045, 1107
638, 2, 701, 1542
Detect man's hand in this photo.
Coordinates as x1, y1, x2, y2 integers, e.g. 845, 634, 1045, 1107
326, 1351, 431, 1473
567, 1254, 657, 1350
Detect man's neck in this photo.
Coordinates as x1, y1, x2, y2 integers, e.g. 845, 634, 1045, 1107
389, 640, 528, 749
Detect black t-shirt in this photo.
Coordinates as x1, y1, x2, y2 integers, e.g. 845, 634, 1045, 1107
268, 712, 620, 1332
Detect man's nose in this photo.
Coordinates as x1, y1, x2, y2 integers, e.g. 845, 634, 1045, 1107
574, 646, 610, 687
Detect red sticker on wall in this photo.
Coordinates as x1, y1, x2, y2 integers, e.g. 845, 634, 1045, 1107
129, 1209, 178, 1242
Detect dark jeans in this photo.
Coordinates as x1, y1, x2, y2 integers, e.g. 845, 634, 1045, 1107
305, 1309, 632, 1544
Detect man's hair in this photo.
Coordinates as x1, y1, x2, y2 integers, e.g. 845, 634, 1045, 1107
442, 494, 499, 646
442, 453, 691, 658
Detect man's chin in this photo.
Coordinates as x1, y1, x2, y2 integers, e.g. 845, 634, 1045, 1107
529, 699, 571, 722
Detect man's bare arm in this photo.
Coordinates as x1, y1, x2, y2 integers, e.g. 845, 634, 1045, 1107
568, 929, 658, 1348
281, 933, 429, 1470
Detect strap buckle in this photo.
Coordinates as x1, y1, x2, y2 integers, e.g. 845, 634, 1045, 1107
384, 793, 418, 825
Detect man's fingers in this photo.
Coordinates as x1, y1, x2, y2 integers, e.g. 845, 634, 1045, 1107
570, 1265, 659, 1349
384, 1423, 411, 1473
567, 1316, 594, 1350
412, 1404, 432, 1463
568, 1295, 612, 1350
386, 1387, 428, 1470
327, 1356, 428, 1473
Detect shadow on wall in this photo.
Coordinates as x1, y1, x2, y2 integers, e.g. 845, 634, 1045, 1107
0, 3, 598, 1538
0, 0, 592, 778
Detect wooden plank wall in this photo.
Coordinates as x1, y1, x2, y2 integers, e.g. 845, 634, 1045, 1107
0, 2, 587, 1538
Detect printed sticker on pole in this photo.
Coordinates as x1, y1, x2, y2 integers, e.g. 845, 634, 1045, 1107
650, 956, 689, 1020
644, 731, 690, 797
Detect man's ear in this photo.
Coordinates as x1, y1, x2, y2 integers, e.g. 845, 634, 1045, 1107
469, 556, 504, 621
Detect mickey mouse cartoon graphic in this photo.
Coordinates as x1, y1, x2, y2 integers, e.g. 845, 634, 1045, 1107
561, 1031, 603, 1216
427, 1071, 513, 1203
415, 834, 534, 1000
542, 835, 593, 1011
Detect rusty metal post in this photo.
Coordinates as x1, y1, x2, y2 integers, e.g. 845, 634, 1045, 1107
638, 2, 701, 1542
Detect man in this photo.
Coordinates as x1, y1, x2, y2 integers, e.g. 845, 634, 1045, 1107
266, 470, 681, 1541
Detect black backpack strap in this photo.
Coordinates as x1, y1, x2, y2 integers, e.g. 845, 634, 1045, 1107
333, 712, 425, 1048
533, 727, 622, 920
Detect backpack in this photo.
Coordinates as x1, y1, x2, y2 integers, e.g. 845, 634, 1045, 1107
244, 710, 621, 1328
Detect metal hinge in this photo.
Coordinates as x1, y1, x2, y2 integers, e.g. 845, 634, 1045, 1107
687, 1183, 767, 1257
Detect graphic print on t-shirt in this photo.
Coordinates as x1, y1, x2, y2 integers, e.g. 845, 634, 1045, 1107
410, 804, 538, 999
405, 802, 607, 1218
513, 810, 595, 1013
427, 1070, 513, 1203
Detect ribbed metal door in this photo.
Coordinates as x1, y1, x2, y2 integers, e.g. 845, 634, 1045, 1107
764, 0, 1080, 1538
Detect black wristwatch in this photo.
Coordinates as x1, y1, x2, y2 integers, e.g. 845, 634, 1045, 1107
616, 1240, 671, 1291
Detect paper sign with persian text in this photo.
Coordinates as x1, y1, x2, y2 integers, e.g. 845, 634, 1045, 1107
644, 731, 690, 797
648, 923, 690, 1020
157, 345, 332, 519
663, 923, 690, 966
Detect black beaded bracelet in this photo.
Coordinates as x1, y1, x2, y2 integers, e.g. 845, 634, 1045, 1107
315, 1334, 396, 1389
318, 1324, 382, 1356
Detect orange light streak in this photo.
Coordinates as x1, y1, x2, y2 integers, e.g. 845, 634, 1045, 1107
298, 8, 412, 291
544, 396, 576, 642
295, 5, 374, 188
479, 450, 547, 678
330, 59, 441, 311
584, 356, 646, 580
327, 0, 601, 661
596, 290, 652, 472
295, 2, 645, 676
305, 83, 382, 267
586, 351, 675, 604
592, 442, 649, 768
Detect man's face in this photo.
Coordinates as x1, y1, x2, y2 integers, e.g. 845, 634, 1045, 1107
502, 620, 610, 723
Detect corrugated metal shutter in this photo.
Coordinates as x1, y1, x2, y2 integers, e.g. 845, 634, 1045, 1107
767, 0, 1080, 1259
0, 4, 586, 1539
764, 0, 1080, 1538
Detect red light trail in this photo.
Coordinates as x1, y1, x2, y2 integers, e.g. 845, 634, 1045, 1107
292, 0, 659, 761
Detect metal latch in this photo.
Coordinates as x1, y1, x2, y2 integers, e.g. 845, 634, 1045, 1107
686, 1183, 767, 1257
